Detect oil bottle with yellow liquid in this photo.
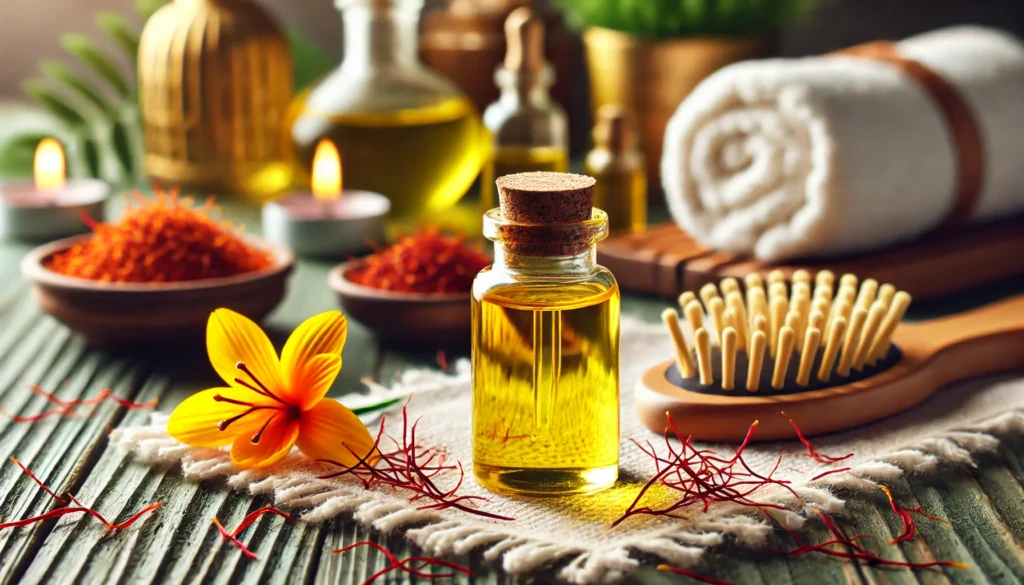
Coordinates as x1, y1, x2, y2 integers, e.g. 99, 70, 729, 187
472, 172, 620, 496
288, 0, 487, 221
480, 8, 569, 212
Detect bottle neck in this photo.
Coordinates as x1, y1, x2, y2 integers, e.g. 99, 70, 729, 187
340, 0, 421, 70
496, 67, 555, 109
492, 245, 597, 275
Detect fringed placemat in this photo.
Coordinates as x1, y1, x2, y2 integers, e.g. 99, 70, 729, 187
110, 318, 1024, 584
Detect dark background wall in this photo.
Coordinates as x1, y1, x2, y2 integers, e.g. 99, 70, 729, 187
1, 0, 1024, 99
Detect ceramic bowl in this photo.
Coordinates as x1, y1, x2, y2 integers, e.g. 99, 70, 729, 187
327, 260, 471, 347
21, 234, 294, 348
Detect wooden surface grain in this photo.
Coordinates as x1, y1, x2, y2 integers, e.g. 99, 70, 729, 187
0, 183, 1022, 584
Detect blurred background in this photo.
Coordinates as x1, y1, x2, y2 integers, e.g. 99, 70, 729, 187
3, 0, 1023, 100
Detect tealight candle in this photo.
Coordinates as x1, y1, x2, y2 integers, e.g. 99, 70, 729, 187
263, 140, 390, 258
0, 138, 108, 241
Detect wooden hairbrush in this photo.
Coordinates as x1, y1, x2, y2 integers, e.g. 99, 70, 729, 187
636, 269, 1024, 442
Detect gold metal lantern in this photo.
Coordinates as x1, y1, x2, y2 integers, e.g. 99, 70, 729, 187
139, 0, 294, 200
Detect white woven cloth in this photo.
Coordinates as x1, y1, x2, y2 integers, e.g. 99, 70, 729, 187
661, 26, 1024, 262
110, 317, 1024, 584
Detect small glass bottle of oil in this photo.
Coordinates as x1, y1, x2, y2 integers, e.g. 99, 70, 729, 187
480, 7, 569, 213
586, 105, 647, 234
472, 172, 620, 496
288, 0, 487, 221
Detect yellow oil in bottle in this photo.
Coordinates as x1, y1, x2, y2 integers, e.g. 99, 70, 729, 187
290, 95, 486, 219
591, 170, 647, 234
481, 146, 569, 211
472, 279, 620, 495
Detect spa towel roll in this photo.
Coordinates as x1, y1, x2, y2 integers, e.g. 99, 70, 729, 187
661, 26, 1024, 262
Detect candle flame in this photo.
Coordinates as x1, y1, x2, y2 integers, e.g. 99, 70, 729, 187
312, 140, 342, 201
34, 138, 66, 193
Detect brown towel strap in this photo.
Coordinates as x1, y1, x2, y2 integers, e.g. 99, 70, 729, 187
836, 40, 984, 229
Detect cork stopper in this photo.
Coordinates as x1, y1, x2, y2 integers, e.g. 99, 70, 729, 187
594, 105, 639, 152
497, 172, 595, 223
493, 172, 600, 256
503, 7, 546, 72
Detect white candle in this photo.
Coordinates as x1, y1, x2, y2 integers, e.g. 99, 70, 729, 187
0, 138, 108, 241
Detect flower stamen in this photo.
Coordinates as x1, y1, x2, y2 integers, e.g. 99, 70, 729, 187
212, 394, 282, 432
252, 413, 278, 444
234, 362, 285, 404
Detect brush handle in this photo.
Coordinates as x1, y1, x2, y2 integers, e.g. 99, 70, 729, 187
898, 294, 1024, 383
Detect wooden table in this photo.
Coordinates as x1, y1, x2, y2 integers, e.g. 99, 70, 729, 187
0, 107, 1021, 582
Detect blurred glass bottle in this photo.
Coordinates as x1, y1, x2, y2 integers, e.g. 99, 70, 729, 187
288, 0, 487, 220
480, 7, 569, 212
585, 105, 647, 234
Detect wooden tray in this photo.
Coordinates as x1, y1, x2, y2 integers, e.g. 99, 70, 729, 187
598, 216, 1024, 300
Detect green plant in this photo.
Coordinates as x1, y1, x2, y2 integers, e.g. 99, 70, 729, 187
553, 0, 820, 38
0, 0, 335, 183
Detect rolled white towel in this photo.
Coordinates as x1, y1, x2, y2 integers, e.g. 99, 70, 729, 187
661, 26, 1024, 262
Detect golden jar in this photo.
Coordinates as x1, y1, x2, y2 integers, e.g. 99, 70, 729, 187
139, 0, 294, 199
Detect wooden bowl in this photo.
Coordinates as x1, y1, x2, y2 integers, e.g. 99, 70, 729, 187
21, 235, 294, 348
327, 260, 471, 347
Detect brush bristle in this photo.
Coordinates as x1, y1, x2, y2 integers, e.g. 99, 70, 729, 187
663, 271, 913, 392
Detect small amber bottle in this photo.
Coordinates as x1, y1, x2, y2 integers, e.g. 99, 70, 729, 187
480, 8, 569, 212
472, 172, 620, 496
585, 105, 647, 234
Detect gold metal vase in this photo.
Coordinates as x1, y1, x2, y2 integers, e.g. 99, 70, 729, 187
139, 0, 294, 199
584, 27, 776, 189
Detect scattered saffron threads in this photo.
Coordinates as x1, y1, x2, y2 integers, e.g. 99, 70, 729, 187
657, 565, 733, 585
45, 186, 273, 283
2, 459, 161, 533
612, 417, 806, 528
334, 541, 471, 585
772, 508, 967, 570
787, 417, 854, 464
347, 228, 491, 294
810, 467, 851, 482
2, 386, 158, 423
212, 518, 257, 559
9, 457, 67, 503
318, 406, 513, 521
435, 350, 450, 374
878, 484, 951, 543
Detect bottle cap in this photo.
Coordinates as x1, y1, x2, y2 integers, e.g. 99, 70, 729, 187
497, 172, 595, 224
594, 105, 640, 152
503, 6, 546, 72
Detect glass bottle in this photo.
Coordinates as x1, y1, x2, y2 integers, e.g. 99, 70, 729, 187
480, 7, 569, 213
288, 0, 486, 220
586, 105, 647, 234
472, 172, 620, 496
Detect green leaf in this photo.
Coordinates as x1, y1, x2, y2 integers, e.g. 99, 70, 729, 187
288, 31, 335, 91
97, 12, 141, 61
40, 60, 111, 114
60, 34, 131, 98
0, 132, 51, 179
22, 79, 88, 127
110, 119, 136, 179
77, 136, 103, 178
136, 0, 170, 20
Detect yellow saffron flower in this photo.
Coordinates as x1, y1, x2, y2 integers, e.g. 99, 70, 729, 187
168, 309, 375, 469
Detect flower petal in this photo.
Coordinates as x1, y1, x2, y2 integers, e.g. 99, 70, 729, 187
296, 399, 376, 467
207, 308, 287, 401
292, 354, 342, 411
281, 311, 347, 399
167, 388, 270, 448
230, 414, 300, 469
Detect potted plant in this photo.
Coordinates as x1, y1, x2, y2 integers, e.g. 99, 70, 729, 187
554, 0, 818, 187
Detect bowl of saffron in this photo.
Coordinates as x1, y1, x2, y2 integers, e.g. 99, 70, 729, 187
21, 190, 294, 348
327, 228, 490, 347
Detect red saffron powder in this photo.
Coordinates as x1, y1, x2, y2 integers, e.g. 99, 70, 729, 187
45, 187, 272, 283
334, 541, 471, 584
347, 228, 490, 294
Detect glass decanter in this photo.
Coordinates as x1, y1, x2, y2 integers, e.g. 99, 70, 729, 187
288, 0, 487, 220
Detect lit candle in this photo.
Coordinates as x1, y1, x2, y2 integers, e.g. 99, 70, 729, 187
0, 139, 109, 241
262, 140, 390, 258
